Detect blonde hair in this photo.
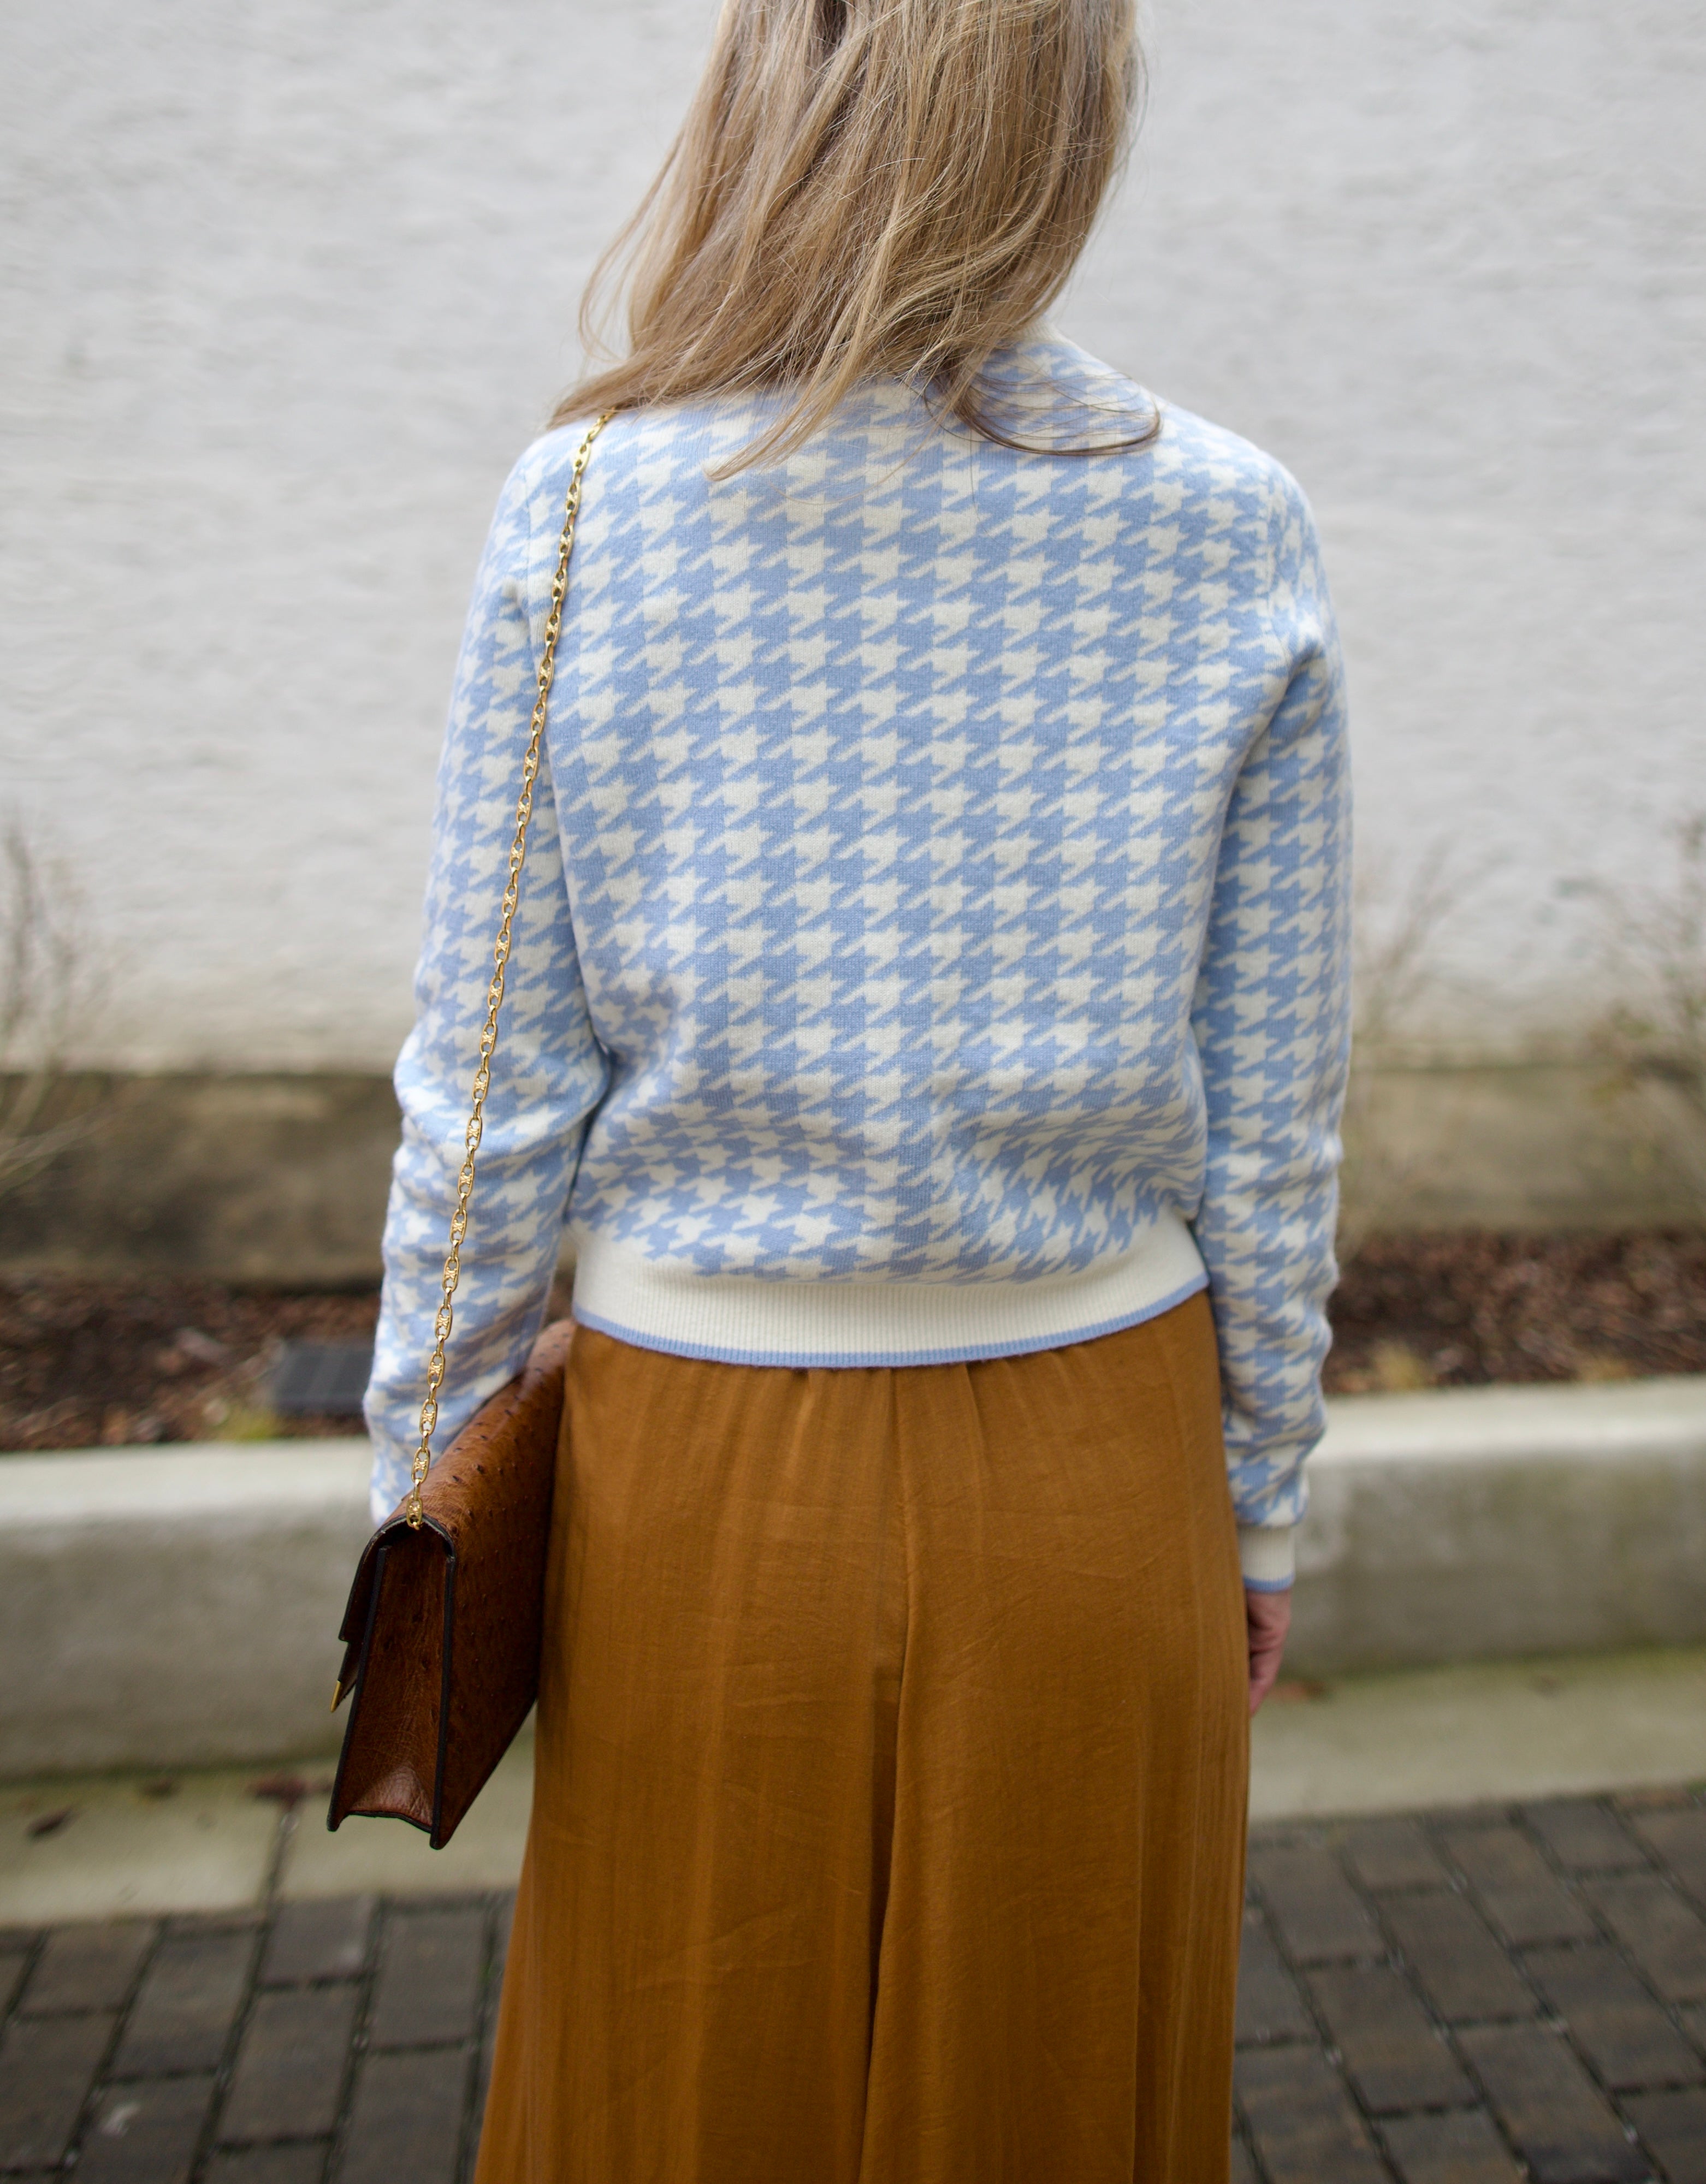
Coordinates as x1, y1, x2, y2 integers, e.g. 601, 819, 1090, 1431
554, 0, 1150, 471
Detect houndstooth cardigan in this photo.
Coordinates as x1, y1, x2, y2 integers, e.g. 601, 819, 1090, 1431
364, 333, 1352, 1587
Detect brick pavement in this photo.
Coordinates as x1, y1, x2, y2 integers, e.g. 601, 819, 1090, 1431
2, 1789, 1704, 2181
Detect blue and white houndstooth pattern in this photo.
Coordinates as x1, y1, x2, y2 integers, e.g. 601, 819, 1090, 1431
365, 333, 1352, 1539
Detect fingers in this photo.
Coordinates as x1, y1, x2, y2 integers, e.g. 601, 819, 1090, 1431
1245, 1586, 1293, 1716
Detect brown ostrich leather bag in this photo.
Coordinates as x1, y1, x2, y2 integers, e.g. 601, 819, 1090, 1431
328, 414, 609, 1848
327, 1321, 571, 1844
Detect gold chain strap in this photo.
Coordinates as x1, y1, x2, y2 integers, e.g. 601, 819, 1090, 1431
406, 411, 613, 1529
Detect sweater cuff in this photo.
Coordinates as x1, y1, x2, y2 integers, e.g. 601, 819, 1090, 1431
1239, 1524, 1295, 1591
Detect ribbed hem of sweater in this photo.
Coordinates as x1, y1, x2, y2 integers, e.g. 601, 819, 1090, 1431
1238, 1526, 1296, 1589
568, 1212, 1209, 1370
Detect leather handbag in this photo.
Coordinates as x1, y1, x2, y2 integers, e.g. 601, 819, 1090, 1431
328, 412, 611, 1847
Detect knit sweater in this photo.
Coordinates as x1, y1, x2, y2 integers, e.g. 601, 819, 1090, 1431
364, 331, 1352, 1587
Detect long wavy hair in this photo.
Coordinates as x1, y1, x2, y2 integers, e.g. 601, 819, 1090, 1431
554, 0, 1151, 472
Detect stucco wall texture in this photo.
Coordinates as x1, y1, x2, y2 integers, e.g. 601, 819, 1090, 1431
2, 1, 1702, 1073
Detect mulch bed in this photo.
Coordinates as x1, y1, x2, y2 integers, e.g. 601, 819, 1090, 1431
1325, 1228, 1706, 1394
0, 1278, 383, 1450
1, 1232, 1702, 1450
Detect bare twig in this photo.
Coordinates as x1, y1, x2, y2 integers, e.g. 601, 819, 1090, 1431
1337, 846, 1459, 1257
1583, 812, 1706, 1210
0, 819, 114, 1201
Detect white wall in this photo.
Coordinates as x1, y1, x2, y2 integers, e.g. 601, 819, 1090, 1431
2, 0, 1702, 1072
1074, 0, 1706, 1059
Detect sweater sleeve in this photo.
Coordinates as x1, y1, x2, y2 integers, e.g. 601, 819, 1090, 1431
363, 454, 611, 1521
1188, 467, 1353, 1588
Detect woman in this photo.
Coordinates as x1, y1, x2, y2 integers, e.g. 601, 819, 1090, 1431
365, 1, 1349, 2176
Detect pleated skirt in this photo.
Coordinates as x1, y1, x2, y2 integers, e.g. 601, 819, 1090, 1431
473, 1291, 1249, 2184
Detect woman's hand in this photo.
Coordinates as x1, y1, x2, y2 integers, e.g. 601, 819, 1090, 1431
1245, 1587, 1293, 1714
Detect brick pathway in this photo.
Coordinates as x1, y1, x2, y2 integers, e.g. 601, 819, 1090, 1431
2, 1790, 1704, 2181
1239, 1790, 1706, 2183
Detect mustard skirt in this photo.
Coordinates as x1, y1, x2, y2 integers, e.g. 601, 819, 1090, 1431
474, 1292, 1249, 2184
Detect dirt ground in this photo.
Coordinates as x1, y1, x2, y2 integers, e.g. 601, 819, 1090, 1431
1324, 1228, 1706, 1394
1, 1232, 1703, 1450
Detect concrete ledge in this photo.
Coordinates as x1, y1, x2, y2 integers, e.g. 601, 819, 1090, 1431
0, 1441, 371, 1777
3, 1374, 1705, 1777
1289, 1376, 1706, 1677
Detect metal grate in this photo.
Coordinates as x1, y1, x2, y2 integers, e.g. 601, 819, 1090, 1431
270, 1341, 375, 1417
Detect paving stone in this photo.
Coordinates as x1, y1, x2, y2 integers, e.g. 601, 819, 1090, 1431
475, 1901, 506, 2031
1441, 1826, 1598, 1948
19, 1921, 153, 2014
369, 1904, 486, 2050
1623, 2086, 1706, 2184
1632, 1812, 1706, 1912
339, 2046, 471, 2184
1382, 1892, 1536, 2025
1588, 1878, 1706, 2005
476, 2005, 500, 2129
1235, 2043, 1390, 2183
1237, 1907, 1314, 2048
260, 1897, 374, 1987
218, 1985, 359, 2144
478, 1894, 514, 2112
1346, 1819, 1449, 1894
20, 1792, 1706, 2184
1458, 2022, 1648, 2182
489, 1893, 514, 1998
1526, 1804, 1649, 1876
111, 1928, 253, 2076
205, 2148, 329, 2184
79, 2075, 215, 2184
0, 2009, 115, 2169
1248, 1844, 1382, 1965
1381, 2108, 1525, 2184
1310, 1962, 1476, 2113
1525, 1945, 1704, 2092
